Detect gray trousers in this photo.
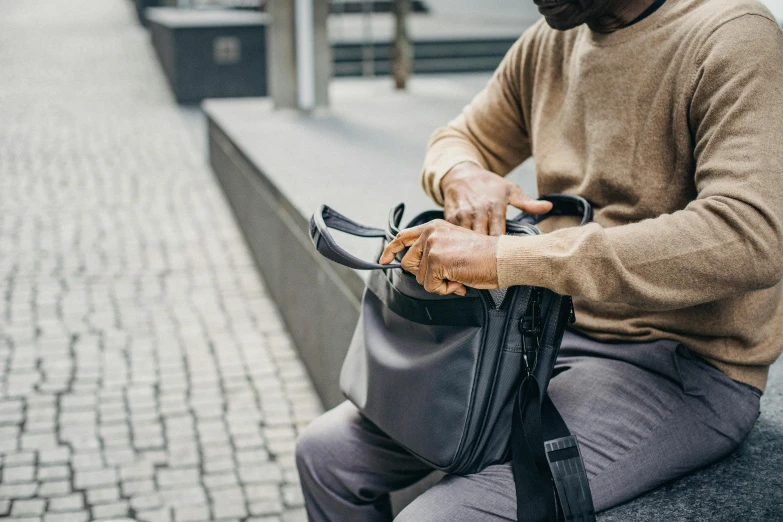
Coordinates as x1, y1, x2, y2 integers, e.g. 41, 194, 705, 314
296, 329, 761, 521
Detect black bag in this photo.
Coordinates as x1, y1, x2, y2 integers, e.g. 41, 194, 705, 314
310, 194, 596, 522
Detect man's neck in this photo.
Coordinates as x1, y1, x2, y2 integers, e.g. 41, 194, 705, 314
587, 0, 663, 33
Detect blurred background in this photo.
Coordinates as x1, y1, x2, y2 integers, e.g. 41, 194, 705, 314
1, 1, 782, 521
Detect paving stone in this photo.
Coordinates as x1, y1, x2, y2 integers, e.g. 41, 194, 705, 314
235, 448, 270, 464
2, 451, 36, 467
160, 486, 208, 508
238, 463, 284, 484
203, 472, 239, 490
281, 485, 304, 508
11, 499, 46, 516
104, 446, 136, 466
121, 479, 155, 497
90, 500, 129, 519
174, 504, 211, 522
48, 493, 84, 512
0, 499, 9, 516
71, 451, 104, 471
119, 461, 155, 482
210, 487, 247, 519
0, 483, 38, 499
130, 492, 163, 511
85, 486, 120, 505
37, 481, 71, 498
249, 500, 284, 517
38, 447, 71, 465
74, 468, 118, 489
44, 511, 89, 522
3, 465, 36, 483
136, 507, 173, 522
157, 467, 200, 488
281, 508, 308, 522
37, 466, 70, 482
244, 484, 281, 503
204, 457, 235, 474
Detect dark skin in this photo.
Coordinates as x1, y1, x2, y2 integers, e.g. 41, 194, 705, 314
380, 0, 659, 295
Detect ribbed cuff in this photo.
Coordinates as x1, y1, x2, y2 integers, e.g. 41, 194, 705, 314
496, 234, 553, 289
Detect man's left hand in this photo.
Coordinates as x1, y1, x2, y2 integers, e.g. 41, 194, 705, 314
379, 219, 500, 296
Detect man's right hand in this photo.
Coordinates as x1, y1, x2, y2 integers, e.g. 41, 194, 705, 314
441, 163, 553, 236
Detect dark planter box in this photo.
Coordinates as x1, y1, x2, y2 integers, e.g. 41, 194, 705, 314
135, 0, 162, 26
147, 8, 268, 104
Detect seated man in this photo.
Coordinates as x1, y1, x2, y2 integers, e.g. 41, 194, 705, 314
296, 0, 783, 519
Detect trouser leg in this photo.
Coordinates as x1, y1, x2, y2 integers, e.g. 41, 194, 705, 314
396, 331, 760, 521
296, 401, 433, 522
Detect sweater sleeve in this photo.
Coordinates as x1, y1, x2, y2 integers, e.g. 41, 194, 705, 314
420, 29, 536, 205
496, 14, 783, 311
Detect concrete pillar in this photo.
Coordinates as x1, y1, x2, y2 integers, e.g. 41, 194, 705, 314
267, 0, 330, 110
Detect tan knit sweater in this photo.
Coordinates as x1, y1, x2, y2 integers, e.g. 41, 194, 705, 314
422, 0, 783, 391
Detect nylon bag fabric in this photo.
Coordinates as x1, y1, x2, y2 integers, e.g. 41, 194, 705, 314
309, 195, 596, 521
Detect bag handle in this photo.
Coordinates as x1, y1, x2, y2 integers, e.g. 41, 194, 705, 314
512, 194, 593, 227
309, 204, 403, 270
309, 195, 594, 271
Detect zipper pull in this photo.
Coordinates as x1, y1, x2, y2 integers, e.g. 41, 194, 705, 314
567, 296, 576, 324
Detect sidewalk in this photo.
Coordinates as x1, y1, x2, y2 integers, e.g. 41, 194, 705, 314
0, 1, 319, 521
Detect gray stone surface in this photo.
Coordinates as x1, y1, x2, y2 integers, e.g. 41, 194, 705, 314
0, 1, 320, 521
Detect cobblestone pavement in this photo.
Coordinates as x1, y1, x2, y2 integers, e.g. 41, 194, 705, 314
0, 1, 322, 520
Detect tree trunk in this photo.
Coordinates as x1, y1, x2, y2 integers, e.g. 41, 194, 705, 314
392, 0, 412, 90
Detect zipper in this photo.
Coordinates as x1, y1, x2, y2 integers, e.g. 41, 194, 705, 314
519, 288, 543, 375
567, 295, 576, 324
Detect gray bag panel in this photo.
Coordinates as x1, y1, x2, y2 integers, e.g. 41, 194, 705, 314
341, 289, 485, 469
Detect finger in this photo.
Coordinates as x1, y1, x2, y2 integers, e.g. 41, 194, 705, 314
422, 261, 448, 295
488, 204, 506, 236
400, 236, 425, 276
472, 208, 490, 236
443, 205, 459, 226
508, 185, 553, 215
380, 224, 426, 264
415, 238, 431, 287
445, 280, 467, 296
455, 210, 473, 231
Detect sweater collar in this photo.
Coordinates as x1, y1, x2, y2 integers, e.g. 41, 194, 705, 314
585, 0, 679, 47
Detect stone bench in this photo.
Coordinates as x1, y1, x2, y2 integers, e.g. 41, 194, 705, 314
146, 8, 268, 103
203, 75, 783, 519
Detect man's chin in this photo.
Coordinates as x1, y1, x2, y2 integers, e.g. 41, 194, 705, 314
543, 15, 585, 30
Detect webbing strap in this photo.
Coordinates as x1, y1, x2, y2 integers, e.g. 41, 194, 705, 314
512, 380, 596, 522
512, 292, 595, 522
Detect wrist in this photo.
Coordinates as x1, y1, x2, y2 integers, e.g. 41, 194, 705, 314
440, 161, 485, 193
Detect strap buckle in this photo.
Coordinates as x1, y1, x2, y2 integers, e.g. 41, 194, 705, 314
545, 436, 596, 522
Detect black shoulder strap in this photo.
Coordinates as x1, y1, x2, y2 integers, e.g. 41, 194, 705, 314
512, 293, 596, 522
513, 378, 595, 522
